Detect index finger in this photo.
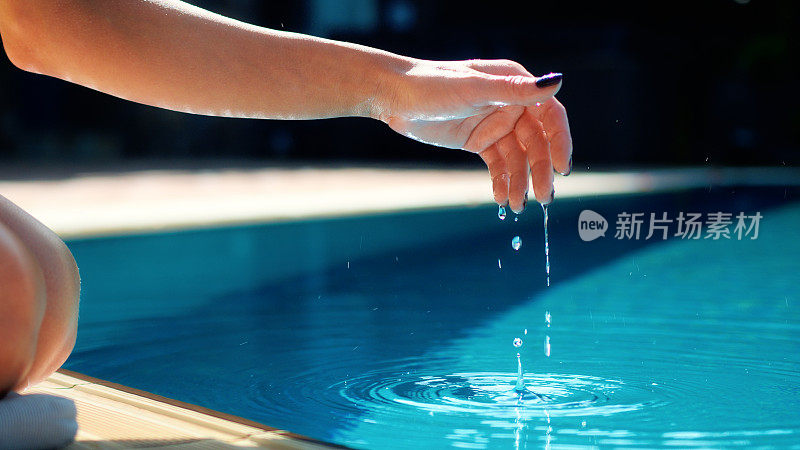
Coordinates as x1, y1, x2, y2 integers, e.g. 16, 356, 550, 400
531, 98, 572, 175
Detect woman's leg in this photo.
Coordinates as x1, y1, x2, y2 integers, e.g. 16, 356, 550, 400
0, 221, 45, 395
0, 195, 80, 392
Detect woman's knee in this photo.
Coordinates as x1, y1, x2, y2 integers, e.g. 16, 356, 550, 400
0, 195, 80, 388
24, 237, 80, 385
0, 224, 46, 395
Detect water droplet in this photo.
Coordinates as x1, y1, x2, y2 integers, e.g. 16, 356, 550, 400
347, 261, 350, 269
523, 328, 528, 335
514, 217, 518, 222
513, 337, 523, 348
498, 204, 507, 220
544, 335, 551, 357
581, 420, 587, 428
543, 204, 550, 286
498, 258, 502, 270
545, 311, 551, 327
511, 236, 522, 250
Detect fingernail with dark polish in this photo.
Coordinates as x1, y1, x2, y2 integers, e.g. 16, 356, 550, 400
536, 73, 563, 88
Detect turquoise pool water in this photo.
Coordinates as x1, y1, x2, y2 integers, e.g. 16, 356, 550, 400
64, 186, 799, 448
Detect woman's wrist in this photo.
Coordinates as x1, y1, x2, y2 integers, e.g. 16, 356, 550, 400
358, 48, 416, 121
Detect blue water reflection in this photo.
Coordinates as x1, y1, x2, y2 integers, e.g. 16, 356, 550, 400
65, 187, 800, 448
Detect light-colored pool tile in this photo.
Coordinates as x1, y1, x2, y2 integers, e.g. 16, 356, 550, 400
3, 165, 795, 239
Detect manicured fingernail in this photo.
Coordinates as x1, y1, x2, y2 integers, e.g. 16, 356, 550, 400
543, 188, 555, 205
535, 73, 563, 88
556, 157, 573, 176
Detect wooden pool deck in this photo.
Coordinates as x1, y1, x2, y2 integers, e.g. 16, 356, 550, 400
27, 370, 339, 449
3, 163, 798, 448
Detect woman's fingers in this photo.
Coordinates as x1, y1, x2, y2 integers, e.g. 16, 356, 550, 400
463, 105, 524, 153
471, 73, 562, 109
497, 133, 529, 213
532, 98, 572, 175
456, 61, 569, 208
516, 108, 554, 205
479, 144, 509, 206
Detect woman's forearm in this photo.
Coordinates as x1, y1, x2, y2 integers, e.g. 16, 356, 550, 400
0, 1, 573, 210
0, 0, 412, 119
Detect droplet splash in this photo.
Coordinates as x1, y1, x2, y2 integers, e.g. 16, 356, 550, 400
514, 352, 525, 392
498, 204, 507, 221
512, 236, 522, 251
542, 203, 550, 286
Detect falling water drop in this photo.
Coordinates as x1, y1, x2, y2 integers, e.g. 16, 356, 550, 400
523, 328, 528, 335
545, 311, 551, 327
498, 258, 502, 270
544, 335, 551, 357
513, 336, 525, 392
512, 236, 522, 251
498, 204, 507, 221
542, 203, 550, 286
514, 217, 518, 222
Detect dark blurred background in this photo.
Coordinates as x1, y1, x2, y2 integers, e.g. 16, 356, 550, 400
0, 0, 797, 170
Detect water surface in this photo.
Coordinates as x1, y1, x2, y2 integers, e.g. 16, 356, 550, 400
65, 188, 800, 448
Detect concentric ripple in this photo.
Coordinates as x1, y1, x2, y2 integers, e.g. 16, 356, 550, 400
333, 371, 654, 419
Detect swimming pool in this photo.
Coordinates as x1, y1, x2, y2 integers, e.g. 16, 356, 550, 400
64, 185, 800, 448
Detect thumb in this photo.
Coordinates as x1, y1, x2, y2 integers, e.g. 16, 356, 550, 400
476, 72, 562, 106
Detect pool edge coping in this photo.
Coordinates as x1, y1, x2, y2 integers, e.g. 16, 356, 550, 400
29, 369, 351, 449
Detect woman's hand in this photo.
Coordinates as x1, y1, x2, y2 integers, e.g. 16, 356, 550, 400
378, 59, 572, 213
